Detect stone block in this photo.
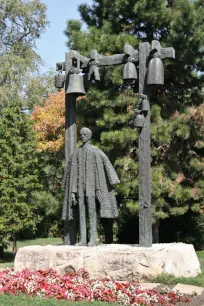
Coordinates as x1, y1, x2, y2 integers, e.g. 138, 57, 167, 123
140, 283, 161, 289
173, 283, 204, 296
14, 243, 201, 282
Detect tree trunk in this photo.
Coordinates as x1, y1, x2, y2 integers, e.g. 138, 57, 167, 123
152, 222, 159, 243
0, 246, 4, 260
12, 235, 17, 260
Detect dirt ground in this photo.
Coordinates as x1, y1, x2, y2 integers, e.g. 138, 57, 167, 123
154, 284, 204, 306
176, 291, 204, 306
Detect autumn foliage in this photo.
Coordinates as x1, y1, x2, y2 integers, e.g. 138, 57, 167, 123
31, 91, 65, 152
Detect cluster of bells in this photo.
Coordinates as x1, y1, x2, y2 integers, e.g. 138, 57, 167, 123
123, 56, 164, 86
134, 95, 149, 129
55, 54, 164, 96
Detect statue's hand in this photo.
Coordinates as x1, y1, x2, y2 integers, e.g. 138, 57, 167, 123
71, 193, 77, 205
96, 190, 103, 203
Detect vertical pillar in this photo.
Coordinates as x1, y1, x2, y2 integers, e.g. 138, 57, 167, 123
138, 42, 152, 247
64, 52, 77, 245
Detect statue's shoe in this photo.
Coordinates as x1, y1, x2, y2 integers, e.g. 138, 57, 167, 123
88, 240, 97, 247
75, 240, 86, 246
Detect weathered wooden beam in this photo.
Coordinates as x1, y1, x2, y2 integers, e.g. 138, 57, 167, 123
161, 47, 175, 59
81, 45, 139, 69
98, 54, 126, 66
64, 51, 78, 246
138, 42, 152, 248
60, 42, 174, 73
151, 40, 175, 59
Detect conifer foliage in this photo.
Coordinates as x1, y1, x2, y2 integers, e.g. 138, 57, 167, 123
0, 100, 41, 253
64, 0, 204, 243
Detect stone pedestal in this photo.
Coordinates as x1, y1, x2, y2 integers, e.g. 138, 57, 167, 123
14, 243, 201, 282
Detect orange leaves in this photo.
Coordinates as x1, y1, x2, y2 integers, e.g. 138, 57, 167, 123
176, 172, 185, 183
190, 103, 204, 132
31, 91, 65, 152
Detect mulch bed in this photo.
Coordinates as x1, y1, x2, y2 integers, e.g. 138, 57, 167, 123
176, 291, 204, 306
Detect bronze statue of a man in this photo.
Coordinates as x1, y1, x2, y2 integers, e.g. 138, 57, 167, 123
62, 127, 120, 246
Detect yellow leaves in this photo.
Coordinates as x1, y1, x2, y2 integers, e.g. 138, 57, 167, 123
31, 91, 88, 152
31, 91, 65, 152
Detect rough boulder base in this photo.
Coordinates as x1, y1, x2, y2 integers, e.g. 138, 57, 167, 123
14, 243, 201, 282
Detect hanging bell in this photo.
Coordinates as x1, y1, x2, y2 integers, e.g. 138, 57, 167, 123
147, 57, 164, 85
123, 62, 137, 84
141, 98, 150, 111
88, 65, 100, 82
134, 113, 145, 128
66, 73, 85, 95
55, 73, 65, 89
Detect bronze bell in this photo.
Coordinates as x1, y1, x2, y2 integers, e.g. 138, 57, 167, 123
123, 62, 137, 83
88, 65, 100, 81
66, 73, 85, 95
55, 73, 65, 89
134, 113, 145, 128
147, 57, 164, 85
141, 98, 150, 111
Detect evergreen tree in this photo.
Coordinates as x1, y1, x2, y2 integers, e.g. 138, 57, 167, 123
0, 99, 42, 255
64, 0, 204, 243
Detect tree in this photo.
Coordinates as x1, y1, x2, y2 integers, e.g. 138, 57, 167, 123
64, 0, 204, 243
0, 0, 48, 109
0, 0, 49, 254
23, 70, 57, 110
0, 99, 42, 256
31, 90, 65, 152
31, 90, 66, 237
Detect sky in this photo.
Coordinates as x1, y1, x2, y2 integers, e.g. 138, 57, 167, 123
35, 0, 93, 73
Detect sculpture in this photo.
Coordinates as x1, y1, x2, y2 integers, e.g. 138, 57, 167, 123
62, 127, 120, 246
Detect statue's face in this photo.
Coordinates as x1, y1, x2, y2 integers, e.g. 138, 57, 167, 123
80, 128, 92, 143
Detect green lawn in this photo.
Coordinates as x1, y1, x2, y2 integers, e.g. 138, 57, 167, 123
0, 294, 117, 306
0, 237, 62, 269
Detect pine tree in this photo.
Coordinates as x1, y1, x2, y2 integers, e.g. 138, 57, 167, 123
63, 0, 204, 243
0, 99, 42, 255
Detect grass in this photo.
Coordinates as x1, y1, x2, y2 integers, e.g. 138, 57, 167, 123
0, 237, 62, 269
152, 250, 204, 287
0, 294, 118, 306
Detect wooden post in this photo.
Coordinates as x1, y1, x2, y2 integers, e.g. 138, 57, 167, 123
138, 42, 152, 247
64, 52, 77, 245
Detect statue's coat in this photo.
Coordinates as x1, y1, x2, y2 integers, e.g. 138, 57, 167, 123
62, 144, 120, 220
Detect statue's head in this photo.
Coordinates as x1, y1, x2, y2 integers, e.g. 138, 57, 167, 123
80, 127, 92, 143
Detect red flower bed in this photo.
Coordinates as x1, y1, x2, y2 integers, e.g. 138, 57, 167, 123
0, 268, 191, 305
